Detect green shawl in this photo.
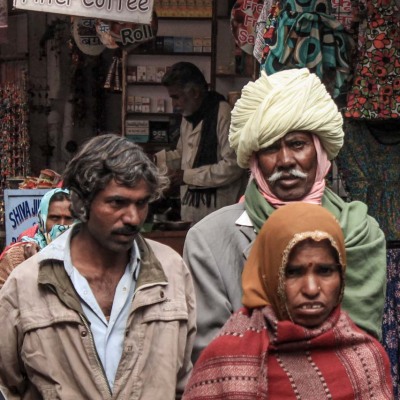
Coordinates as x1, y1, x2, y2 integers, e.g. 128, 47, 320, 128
245, 180, 387, 339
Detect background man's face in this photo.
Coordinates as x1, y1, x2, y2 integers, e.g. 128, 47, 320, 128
166, 85, 201, 116
45, 199, 74, 232
257, 132, 318, 201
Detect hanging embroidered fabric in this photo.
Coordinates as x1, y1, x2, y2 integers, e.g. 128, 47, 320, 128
344, 0, 400, 119
260, 0, 354, 99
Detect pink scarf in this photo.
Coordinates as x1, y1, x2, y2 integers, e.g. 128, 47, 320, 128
250, 134, 331, 207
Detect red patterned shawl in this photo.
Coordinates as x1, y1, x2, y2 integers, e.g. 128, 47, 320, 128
183, 306, 392, 400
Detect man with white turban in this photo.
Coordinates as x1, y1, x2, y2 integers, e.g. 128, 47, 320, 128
184, 68, 387, 363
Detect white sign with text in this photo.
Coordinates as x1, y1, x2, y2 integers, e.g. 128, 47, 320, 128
13, 0, 153, 25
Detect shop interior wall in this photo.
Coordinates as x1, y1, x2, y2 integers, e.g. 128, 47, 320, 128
1, 10, 122, 177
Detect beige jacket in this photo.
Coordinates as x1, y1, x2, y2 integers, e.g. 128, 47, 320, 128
156, 101, 248, 223
0, 234, 196, 400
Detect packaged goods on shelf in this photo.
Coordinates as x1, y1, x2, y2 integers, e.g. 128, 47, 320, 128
156, 67, 166, 82
183, 37, 193, 52
137, 66, 147, 82
156, 98, 166, 113
126, 120, 150, 143
146, 66, 157, 82
126, 66, 137, 83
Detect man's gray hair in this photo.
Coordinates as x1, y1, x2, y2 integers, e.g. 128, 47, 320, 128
62, 134, 169, 222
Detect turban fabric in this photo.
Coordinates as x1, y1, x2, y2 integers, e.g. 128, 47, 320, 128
229, 68, 344, 168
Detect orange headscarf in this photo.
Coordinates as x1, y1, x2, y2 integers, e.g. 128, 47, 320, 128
242, 202, 347, 321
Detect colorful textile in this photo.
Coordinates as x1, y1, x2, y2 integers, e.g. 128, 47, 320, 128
383, 247, 400, 398
244, 180, 386, 338
336, 119, 400, 241
229, 69, 344, 168
254, 0, 273, 63
344, 0, 400, 119
259, 0, 354, 98
183, 306, 392, 399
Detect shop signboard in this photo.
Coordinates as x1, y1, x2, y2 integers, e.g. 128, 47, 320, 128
4, 189, 50, 245
13, 0, 154, 25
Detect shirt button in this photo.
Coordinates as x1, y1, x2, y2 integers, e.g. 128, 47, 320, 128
81, 330, 88, 337
123, 287, 127, 292
160, 291, 165, 298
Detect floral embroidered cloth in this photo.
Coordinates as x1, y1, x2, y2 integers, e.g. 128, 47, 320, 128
344, 0, 400, 119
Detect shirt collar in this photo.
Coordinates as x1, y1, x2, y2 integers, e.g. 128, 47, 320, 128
235, 210, 253, 227
38, 224, 141, 281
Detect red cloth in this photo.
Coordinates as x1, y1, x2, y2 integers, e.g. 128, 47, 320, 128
17, 225, 38, 242
183, 306, 393, 399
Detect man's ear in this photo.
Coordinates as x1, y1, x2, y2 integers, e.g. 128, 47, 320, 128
191, 86, 202, 99
70, 190, 89, 223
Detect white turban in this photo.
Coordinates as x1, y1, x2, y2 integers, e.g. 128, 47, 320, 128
229, 68, 344, 168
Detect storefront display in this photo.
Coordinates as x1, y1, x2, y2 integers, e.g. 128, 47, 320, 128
0, 75, 30, 245
3, 189, 49, 245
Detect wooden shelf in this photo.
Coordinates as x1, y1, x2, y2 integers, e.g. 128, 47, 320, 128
127, 82, 164, 86
126, 112, 177, 117
128, 51, 212, 57
158, 17, 212, 21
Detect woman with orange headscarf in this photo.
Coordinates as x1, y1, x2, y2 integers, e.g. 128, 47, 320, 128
183, 203, 392, 399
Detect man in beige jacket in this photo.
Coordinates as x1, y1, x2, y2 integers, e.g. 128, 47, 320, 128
0, 134, 196, 399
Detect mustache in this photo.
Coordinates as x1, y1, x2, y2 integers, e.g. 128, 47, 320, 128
268, 169, 309, 183
112, 226, 140, 235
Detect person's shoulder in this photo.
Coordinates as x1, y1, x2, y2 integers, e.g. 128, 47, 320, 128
0, 252, 41, 303
189, 202, 245, 232
218, 100, 232, 113
145, 238, 183, 260
323, 188, 373, 220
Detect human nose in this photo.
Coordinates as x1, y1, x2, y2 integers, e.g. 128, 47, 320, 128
302, 274, 320, 297
276, 146, 295, 168
122, 205, 141, 225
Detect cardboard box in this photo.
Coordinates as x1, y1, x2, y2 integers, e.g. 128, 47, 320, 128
141, 96, 151, 113
163, 36, 175, 52
155, 36, 164, 52
203, 0, 212, 16
193, 37, 203, 47
127, 96, 135, 112
137, 66, 147, 82
156, 98, 166, 113
173, 37, 184, 52
177, 0, 187, 16
186, 0, 195, 16
150, 120, 169, 143
193, 37, 203, 52
134, 96, 143, 112
127, 66, 137, 83
156, 66, 166, 83
126, 134, 149, 143
183, 37, 193, 52
202, 37, 212, 47
146, 66, 157, 82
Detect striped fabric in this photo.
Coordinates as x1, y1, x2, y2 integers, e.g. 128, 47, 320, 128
183, 306, 393, 399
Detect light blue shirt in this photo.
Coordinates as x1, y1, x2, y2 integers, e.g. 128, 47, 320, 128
39, 227, 140, 390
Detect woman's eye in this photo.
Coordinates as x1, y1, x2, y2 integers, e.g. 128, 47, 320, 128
318, 265, 338, 276
285, 267, 302, 278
